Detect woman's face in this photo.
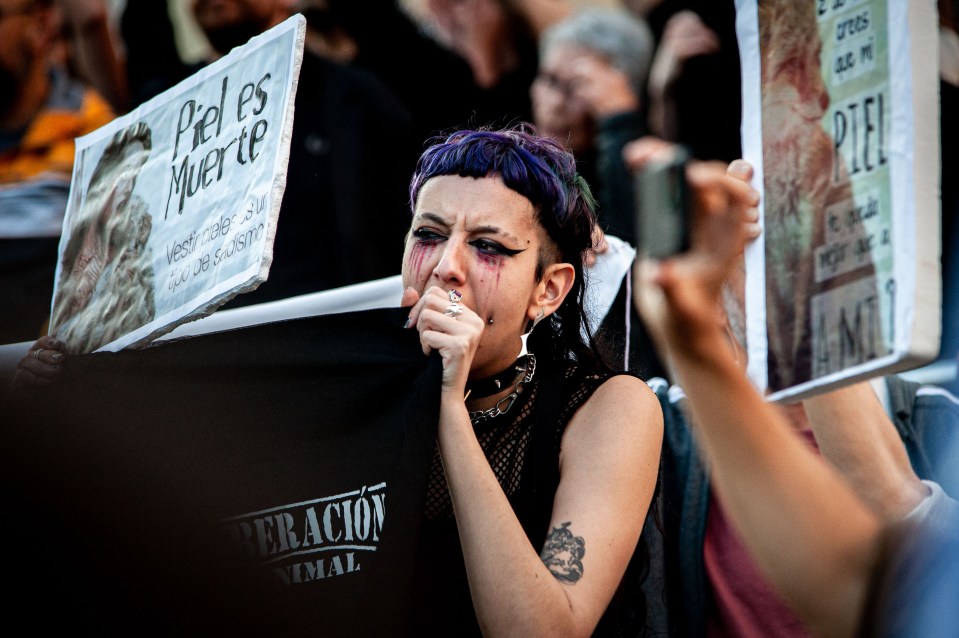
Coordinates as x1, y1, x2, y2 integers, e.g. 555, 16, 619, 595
402, 174, 550, 375
531, 43, 596, 154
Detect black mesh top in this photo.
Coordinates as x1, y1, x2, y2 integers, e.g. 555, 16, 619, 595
412, 362, 648, 636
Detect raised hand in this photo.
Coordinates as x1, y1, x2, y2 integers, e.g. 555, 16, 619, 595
403, 286, 485, 392
633, 159, 760, 360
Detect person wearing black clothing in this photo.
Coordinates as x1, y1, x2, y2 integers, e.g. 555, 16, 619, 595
295, 0, 482, 142
400, 127, 663, 635
230, 49, 416, 304
633, 0, 743, 162
420, 0, 573, 128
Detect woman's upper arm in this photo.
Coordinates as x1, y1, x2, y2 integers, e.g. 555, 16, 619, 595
545, 375, 664, 631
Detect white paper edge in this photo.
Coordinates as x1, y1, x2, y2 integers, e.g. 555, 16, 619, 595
735, 0, 770, 395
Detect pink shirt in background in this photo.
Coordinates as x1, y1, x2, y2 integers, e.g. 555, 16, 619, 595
704, 430, 819, 638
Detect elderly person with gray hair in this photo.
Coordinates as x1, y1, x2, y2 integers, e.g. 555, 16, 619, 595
532, 7, 665, 379
532, 7, 654, 248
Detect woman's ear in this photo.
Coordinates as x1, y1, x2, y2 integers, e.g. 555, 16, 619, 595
528, 262, 575, 321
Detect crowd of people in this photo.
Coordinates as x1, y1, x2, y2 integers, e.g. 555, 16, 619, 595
2, 0, 958, 636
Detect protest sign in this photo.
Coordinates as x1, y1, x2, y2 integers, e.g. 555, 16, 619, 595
736, 0, 941, 401
48, 15, 305, 354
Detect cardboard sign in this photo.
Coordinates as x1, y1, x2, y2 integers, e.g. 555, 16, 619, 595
736, 0, 940, 401
49, 15, 305, 354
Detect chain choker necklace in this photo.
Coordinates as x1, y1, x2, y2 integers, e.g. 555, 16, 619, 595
465, 355, 531, 399
468, 354, 536, 426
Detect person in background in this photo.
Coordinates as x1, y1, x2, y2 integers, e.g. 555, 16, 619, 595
627, 0, 741, 162
532, 7, 653, 248
54, 0, 129, 112
293, 0, 480, 143
531, 7, 666, 380
189, 0, 289, 59
120, 0, 196, 106
633, 155, 959, 638
0, 0, 115, 345
421, 0, 571, 127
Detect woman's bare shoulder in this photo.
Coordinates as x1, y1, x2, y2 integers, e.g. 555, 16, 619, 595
563, 373, 663, 455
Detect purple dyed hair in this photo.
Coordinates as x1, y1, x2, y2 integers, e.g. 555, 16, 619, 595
409, 125, 605, 367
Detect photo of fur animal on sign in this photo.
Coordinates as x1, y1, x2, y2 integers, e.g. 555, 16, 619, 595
49, 15, 305, 355
736, 0, 941, 401
50, 122, 157, 355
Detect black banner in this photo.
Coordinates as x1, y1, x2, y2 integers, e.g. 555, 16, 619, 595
1, 307, 440, 636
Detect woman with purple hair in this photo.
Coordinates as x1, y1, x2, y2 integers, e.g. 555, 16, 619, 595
12, 125, 663, 634
400, 125, 662, 635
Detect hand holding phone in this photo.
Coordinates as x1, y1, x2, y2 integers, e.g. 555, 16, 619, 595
634, 145, 690, 260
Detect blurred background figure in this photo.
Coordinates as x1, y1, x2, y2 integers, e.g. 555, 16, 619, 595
632, 156, 959, 638
533, 6, 653, 246
54, 0, 129, 113
626, 0, 741, 162
418, 0, 571, 127
293, 0, 479, 143
0, 0, 116, 345
120, 0, 293, 105
190, 0, 289, 56
531, 6, 665, 380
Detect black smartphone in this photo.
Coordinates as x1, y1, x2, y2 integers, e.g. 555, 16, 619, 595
634, 146, 690, 259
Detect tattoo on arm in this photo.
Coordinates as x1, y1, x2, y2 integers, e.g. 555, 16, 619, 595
540, 521, 586, 584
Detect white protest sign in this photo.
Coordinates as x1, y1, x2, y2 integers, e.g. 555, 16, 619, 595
736, 0, 940, 401
49, 14, 305, 354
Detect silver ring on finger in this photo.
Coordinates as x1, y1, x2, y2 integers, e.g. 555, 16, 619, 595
445, 303, 463, 318
33, 348, 43, 360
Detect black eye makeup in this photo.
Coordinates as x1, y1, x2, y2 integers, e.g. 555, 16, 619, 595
411, 227, 446, 244
469, 238, 526, 257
